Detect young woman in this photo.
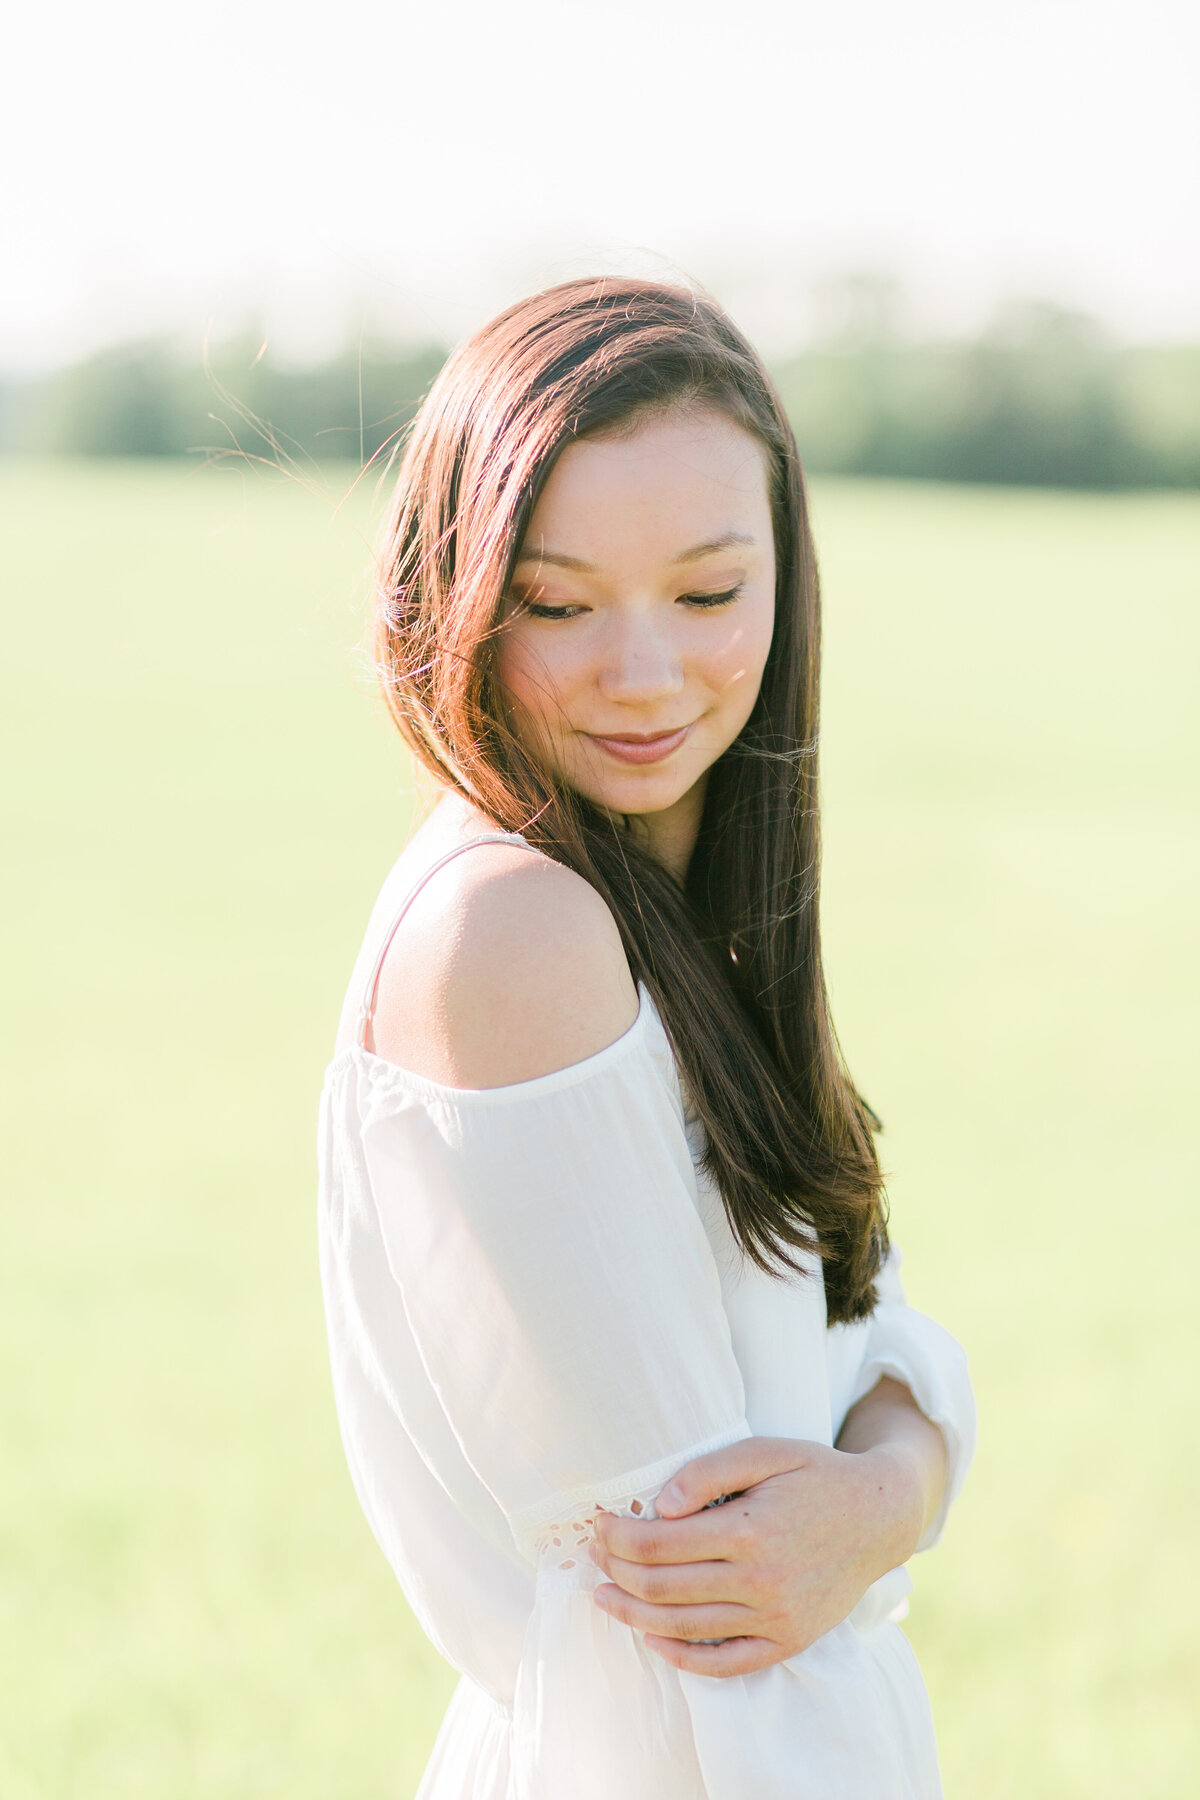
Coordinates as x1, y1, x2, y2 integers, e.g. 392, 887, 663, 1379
318, 278, 975, 1800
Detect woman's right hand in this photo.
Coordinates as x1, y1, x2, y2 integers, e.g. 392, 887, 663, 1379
590, 1403, 941, 1677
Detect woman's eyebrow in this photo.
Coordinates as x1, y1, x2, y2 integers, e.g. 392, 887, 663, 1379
513, 530, 757, 572
668, 531, 757, 565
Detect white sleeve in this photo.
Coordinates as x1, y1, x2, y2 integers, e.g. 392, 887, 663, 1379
359, 1028, 751, 1800
360, 1039, 750, 1550
830, 1242, 977, 1552
350, 1026, 955, 1798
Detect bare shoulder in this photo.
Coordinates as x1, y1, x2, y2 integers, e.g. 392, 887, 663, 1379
371, 841, 640, 1087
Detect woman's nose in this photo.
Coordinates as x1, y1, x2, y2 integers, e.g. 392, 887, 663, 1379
596, 612, 685, 704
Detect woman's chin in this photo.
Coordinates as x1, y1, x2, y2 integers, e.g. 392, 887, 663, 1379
567, 766, 705, 822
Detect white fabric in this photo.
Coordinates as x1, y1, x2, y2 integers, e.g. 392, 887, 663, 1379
318, 836, 976, 1800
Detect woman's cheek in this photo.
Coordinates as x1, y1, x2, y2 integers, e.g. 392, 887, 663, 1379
497, 633, 552, 715
496, 635, 578, 761
702, 626, 771, 733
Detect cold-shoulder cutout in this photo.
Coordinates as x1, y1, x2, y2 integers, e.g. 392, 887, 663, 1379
370, 840, 640, 1089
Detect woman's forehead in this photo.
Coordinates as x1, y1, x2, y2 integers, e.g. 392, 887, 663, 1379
517, 410, 772, 576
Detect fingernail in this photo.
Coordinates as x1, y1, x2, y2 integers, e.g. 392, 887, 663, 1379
658, 1483, 681, 1511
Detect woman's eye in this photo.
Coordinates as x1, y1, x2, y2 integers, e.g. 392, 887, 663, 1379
521, 601, 583, 620
514, 586, 743, 619
679, 584, 743, 609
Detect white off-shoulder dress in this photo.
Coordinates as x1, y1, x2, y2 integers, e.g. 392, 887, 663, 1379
317, 831, 976, 1800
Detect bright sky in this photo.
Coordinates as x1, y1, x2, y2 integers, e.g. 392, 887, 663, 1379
5, 0, 1198, 367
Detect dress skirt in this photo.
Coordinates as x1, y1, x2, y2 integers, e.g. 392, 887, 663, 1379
416, 1615, 944, 1800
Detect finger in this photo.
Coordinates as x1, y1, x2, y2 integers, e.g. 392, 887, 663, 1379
592, 1551, 741, 1607
595, 1508, 738, 1567
593, 1585, 753, 1642
656, 1437, 811, 1518
643, 1632, 783, 1678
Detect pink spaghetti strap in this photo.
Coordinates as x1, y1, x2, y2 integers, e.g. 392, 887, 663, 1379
356, 832, 545, 1050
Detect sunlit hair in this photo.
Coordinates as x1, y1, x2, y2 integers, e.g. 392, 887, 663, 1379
374, 276, 888, 1323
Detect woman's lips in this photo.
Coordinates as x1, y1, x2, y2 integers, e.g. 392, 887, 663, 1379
584, 725, 693, 765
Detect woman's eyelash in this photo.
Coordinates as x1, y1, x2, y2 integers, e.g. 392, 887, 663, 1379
680, 584, 743, 609
517, 585, 744, 620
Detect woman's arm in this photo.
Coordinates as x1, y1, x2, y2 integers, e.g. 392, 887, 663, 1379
834, 1372, 949, 1544
592, 1241, 977, 1679
590, 1377, 946, 1676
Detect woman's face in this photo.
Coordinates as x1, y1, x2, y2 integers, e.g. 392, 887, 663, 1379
495, 406, 776, 840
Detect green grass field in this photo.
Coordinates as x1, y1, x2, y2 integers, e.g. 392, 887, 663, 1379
2, 459, 1197, 1798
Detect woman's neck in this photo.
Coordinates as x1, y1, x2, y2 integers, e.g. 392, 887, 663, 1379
622, 777, 707, 884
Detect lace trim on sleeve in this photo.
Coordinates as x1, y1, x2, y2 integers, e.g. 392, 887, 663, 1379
528, 1454, 752, 1598
529, 1487, 662, 1593
503, 1418, 752, 1576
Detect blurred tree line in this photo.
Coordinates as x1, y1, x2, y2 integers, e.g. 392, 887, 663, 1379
1, 301, 1198, 487
771, 296, 1200, 488
0, 337, 448, 469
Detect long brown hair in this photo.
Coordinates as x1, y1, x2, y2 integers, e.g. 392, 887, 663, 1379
373, 276, 888, 1324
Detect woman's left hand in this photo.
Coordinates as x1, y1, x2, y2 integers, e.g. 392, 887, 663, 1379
590, 1381, 946, 1677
